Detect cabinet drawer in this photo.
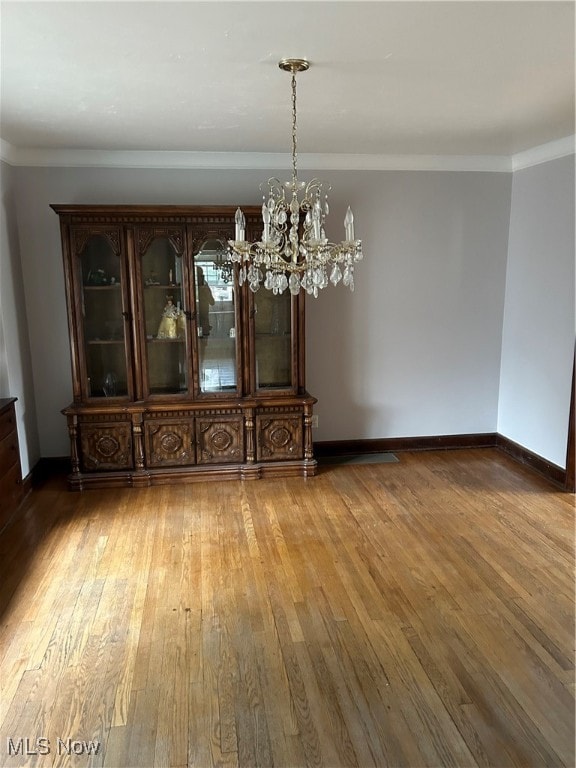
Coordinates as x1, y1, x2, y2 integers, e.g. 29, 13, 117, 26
0, 430, 19, 474
256, 414, 303, 461
196, 416, 244, 464
79, 422, 133, 471
144, 419, 195, 468
0, 406, 16, 443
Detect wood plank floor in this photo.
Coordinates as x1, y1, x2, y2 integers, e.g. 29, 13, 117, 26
0, 448, 573, 768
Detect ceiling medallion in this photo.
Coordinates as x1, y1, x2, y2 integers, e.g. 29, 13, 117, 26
228, 59, 363, 297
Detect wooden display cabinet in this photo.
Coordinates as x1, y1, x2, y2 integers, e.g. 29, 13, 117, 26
52, 205, 317, 489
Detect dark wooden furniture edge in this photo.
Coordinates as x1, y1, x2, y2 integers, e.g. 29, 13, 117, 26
564, 349, 575, 492
49, 204, 264, 220
30, 456, 316, 490
0, 398, 31, 534
314, 432, 570, 491
0, 485, 33, 536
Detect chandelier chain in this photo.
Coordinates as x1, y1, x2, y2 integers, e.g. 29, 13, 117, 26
291, 72, 298, 186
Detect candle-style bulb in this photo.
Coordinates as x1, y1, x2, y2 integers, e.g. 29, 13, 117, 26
344, 206, 355, 242
312, 199, 322, 240
262, 203, 271, 242
235, 207, 246, 241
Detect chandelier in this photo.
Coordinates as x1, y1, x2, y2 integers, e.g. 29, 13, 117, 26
228, 58, 363, 297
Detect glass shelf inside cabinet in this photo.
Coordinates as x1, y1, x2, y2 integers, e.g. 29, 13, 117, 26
195, 240, 238, 394
141, 236, 189, 394
254, 290, 292, 389
80, 234, 128, 398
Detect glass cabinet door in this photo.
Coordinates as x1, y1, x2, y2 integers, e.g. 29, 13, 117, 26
77, 232, 130, 399
194, 239, 239, 395
139, 232, 190, 396
253, 291, 293, 390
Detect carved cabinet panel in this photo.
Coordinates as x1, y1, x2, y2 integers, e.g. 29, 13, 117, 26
256, 415, 303, 461
196, 416, 244, 464
80, 422, 133, 471
144, 418, 195, 467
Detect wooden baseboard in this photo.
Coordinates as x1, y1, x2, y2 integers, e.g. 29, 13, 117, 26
29, 436, 571, 492
495, 435, 566, 489
314, 433, 498, 457
314, 432, 569, 490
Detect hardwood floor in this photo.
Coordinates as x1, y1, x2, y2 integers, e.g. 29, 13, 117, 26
0, 449, 573, 768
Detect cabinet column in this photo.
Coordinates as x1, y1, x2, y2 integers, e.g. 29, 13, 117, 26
67, 413, 83, 489
131, 412, 150, 486
303, 406, 314, 461
245, 407, 255, 463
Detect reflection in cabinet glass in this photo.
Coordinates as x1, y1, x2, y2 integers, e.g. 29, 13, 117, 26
195, 239, 238, 394
141, 235, 188, 395
52, 205, 316, 489
79, 234, 128, 398
254, 290, 292, 389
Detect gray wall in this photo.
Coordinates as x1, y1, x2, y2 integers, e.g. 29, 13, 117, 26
499, 155, 575, 467
2, 156, 574, 473
0, 161, 40, 475
307, 170, 512, 441
13, 165, 512, 456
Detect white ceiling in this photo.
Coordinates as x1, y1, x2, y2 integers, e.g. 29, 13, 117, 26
1, 0, 574, 163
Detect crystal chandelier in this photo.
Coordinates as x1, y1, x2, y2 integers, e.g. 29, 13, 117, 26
228, 58, 363, 297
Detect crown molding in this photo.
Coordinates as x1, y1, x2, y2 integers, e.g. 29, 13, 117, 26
511, 135, 575, 171
0, 143, 512, 172
1, 135, 573, 173
0, 139, 18, 165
